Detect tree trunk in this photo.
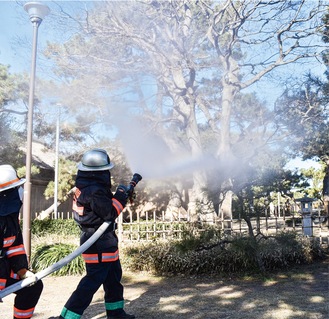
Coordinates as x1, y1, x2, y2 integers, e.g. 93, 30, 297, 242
216, 65, 239, 223
172, 68, 213, 219
322, 162, 329, 229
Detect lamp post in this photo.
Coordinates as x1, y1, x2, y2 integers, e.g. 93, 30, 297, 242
54, 104, 61, 219
23, 2, 50, 261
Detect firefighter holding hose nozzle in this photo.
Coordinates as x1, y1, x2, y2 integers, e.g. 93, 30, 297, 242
0, 165, 43, 319
53, 149, 141, 319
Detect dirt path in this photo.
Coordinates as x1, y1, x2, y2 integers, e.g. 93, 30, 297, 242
1, 259, 328, 319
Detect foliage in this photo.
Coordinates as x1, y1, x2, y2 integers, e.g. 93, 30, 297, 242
31, 219, 80, 237
17, 165, 40, 179
322, 9, 329, 93
0, 64, 29, 112
274, 6, 329, 199
174, 223, 222, 252
31, 243, 85, 276
0, 64, 29, 167
244, 232, 325, 268
44, 158, 77, 201
30, 220, 82, 275
121, 231, 327, 276
274, 8, 328, 164
275, 75, 329, 163
231, 166, 309, 219
28, 220, 327, 277
300, 165, 326, 201
43, 143, 140, 207
0, 142, 26, 169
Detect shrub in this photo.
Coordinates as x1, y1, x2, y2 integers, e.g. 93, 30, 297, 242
175, 223, 222, 252
259, 232, 326, 270
29, 221, 327, 277
121, 231, 327, 276
31, 219, 80, 237
31, 243, 85, 276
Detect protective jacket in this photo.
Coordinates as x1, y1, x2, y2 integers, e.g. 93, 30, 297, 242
0, 188, 28, 282
61, 170, 129, 319
72, 170, 127, 261
73, 170, 126, 228
0, 187, 43, 319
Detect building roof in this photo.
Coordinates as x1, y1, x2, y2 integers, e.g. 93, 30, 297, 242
20, 141, 55, 170
295, 196, 315, 202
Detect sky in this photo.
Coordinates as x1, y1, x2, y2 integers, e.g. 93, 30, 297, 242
0, 0, 325, 172
0, 1, 32, 73
0, 1, 80, 73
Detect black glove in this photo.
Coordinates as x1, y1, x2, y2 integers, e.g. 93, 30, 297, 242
129, 189, 136, 203
114, 185, 128, 206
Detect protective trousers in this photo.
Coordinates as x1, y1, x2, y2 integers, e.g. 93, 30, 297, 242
0, 214, 43, 319
5, 277, 43, 319
61, 259, 124, 319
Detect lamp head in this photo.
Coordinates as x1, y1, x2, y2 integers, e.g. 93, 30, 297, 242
24, 2, 50, 23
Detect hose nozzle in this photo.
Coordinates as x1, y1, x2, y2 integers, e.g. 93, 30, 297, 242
126, 173, 142, 201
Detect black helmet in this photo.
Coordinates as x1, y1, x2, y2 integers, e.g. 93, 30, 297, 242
77, 149, 114, 171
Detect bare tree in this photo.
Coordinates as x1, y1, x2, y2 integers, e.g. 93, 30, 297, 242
43, 0, 325, 218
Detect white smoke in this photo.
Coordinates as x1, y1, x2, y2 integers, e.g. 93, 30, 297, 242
108, 107, 216, 180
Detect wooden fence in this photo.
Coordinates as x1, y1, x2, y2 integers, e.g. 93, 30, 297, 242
44, 209, 329, 247
116, 210, 329, 247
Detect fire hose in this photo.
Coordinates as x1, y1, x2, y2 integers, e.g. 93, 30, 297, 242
0, 173, 142, 302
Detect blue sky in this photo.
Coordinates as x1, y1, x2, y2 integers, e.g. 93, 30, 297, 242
0, 1, 68, 74
0, 1, 96, 73
0, 1, 32, 72
0, 0, 325, 171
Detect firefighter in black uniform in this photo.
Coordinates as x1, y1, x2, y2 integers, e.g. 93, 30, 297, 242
56, 149, 135, 319
0, 164, 43, 319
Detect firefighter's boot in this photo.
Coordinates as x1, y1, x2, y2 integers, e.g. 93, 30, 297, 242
107, 310, 136, 319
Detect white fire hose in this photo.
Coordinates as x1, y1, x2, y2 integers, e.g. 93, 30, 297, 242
0, 173, 142, 302
0, 221, 111, 301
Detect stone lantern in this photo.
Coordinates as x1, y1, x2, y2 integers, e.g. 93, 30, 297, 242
295, 196, 314, 236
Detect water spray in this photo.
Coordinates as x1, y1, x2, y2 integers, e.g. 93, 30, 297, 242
0, 173, 142, 302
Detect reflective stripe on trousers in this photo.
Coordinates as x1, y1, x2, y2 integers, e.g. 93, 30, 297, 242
82, 250, 119, 263
14, 306, 35, 319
